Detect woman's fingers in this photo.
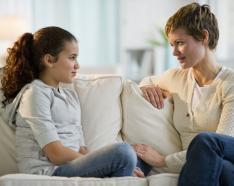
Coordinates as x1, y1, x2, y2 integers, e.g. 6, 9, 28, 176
154, 85, 164, 108
140, 85, 165, 109
141, 88, 150, 102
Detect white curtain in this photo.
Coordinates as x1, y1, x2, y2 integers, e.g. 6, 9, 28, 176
0, 0, 119, 67
33, 0, 120, 66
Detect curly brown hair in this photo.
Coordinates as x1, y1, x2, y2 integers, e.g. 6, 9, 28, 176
1, 26, 77, 106
165, 2, 219, 50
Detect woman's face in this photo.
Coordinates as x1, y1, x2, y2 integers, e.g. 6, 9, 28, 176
50, 40, 79, 84
168, 28, 207, 69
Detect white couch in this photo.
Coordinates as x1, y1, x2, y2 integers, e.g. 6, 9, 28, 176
0, 74, 181, 186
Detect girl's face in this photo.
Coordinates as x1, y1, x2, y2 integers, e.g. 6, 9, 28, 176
168, 28, 207, 69
50, 40, 79, 85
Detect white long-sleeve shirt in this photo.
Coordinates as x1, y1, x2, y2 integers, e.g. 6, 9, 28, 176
140, 67, 234, 173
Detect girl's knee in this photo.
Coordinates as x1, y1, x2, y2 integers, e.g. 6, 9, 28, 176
113, 143, 137, 166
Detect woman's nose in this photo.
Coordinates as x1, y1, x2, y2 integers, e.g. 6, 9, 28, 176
172, 46, 179, 56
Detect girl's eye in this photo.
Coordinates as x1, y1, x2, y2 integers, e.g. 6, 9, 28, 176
70, 56, 76, 60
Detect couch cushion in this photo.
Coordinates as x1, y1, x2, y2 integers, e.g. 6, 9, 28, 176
0, 117, 18, 176
148, 173, 178, 186
121, 80, 182, 172
70, 75, 123, 151
0, 174, 147, 186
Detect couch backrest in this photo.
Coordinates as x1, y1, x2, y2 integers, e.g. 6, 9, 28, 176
0, 74, 182, 176
0, 117, 18, 175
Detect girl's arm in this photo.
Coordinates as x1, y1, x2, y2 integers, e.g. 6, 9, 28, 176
43, 141, 83, 165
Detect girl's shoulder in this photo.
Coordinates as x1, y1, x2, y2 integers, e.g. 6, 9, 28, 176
27, 80, 55, 96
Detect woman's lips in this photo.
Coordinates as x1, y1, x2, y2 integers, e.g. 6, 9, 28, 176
178, 57, 186, 63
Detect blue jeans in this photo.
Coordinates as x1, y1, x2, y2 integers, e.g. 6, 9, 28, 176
178, 132, 234, 186
52, 142, 138, 177
137, 157, 152, 176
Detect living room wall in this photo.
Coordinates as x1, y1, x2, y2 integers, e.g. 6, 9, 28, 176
0, 0, 233, 81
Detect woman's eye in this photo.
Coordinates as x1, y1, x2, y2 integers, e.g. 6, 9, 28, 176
176, 41, 184, 46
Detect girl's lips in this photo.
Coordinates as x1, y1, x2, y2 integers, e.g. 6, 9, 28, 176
72, 72, 77, 76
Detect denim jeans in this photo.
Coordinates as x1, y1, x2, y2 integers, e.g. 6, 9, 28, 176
52, 142, 138, 177
178, 132, 234, 186
137, 157, 152, 176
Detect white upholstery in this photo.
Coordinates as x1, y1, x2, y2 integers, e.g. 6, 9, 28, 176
0, 117, 18, 176
71, 75, 123, 151
148, 174, 179, 186
0, 75, 179, 186
121, 80, 182, 173
0, 174, 147, 186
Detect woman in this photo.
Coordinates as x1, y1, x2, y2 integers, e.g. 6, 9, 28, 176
178, 132, 234, 186
1, 26, 143, 177
133, 2, 234, 174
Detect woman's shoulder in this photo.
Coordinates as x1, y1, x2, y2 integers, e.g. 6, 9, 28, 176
221, 67, 234, 82
161, 67, 190, 81
218, 67, 234, 95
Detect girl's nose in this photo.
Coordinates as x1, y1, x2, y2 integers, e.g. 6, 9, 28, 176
74, 62, 79, 69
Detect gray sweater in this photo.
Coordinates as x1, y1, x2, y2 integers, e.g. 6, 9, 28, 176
2, 80, 84, 175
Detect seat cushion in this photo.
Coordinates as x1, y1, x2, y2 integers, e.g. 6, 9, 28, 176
121, 80, 182, 172
0, 174, 147, 186
148, 173, 178, 186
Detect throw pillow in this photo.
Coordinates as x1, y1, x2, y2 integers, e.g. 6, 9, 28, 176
71, 75, 123, 151
121, 80, 182, 159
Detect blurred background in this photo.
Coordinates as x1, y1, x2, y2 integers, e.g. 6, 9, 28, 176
0, 0, 233, 82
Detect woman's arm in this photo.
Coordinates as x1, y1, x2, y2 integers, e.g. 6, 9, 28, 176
140, 85, 167, 109
132, 144, 165, 167
43, 141, 83, 165
139, 69, 175, 109
216, 85, 234, 136
132, 144, 186, 173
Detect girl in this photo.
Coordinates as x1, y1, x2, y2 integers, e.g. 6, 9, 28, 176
1, 26, 142, 177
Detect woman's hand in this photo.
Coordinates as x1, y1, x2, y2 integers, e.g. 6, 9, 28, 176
140, 85, 167, 109
132, 144, 165, 168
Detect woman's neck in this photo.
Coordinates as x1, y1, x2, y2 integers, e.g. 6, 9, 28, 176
192, 54, 221, 87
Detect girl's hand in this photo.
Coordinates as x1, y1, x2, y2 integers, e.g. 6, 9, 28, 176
133, 167, 145, 177
79, 146, 89, 155
132, 144, 165, 168
140, 85, 167, 109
